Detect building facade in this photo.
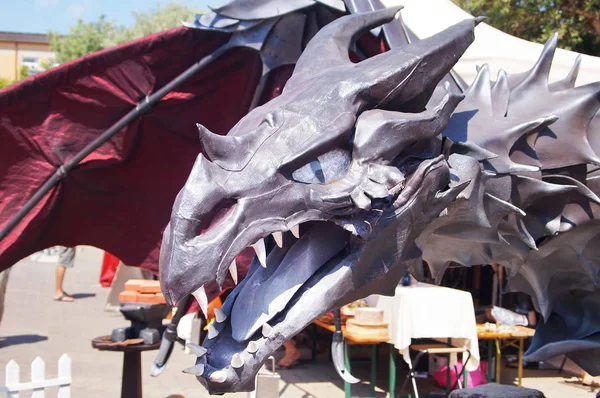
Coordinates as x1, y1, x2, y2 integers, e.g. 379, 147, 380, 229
0, 31, 56, 81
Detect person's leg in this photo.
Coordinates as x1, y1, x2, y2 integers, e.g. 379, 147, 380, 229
0, 268, 10, 325
277, 339, 302, 368
526, 311, 537, 328
54, 265, 73, 300
54, 247, 75, 301
487, 305, 528, 326
516, 292, 537, 327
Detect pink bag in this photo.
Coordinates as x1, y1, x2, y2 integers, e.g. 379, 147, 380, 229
432, 360, 488, 389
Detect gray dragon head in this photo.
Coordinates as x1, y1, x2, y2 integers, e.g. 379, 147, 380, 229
159, 7, 482, 393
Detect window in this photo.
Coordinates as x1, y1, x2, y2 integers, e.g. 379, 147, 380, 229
21, 56, 39, 64
21, 56, 42, 74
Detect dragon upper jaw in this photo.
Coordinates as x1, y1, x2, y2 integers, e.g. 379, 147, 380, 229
159, 196, 339, 308
170, 155, 454, 393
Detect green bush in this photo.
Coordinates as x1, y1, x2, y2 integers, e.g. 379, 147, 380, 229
19, 65, 29, 80
0, 77, 15, 90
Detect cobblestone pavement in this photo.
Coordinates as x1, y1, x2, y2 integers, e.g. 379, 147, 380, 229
0, 246, 596, 397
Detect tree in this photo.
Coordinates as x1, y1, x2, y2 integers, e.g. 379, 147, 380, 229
0, 77, 12, 90
50, 15, 115, 63
454, 0, 600, 56
50, 2, 198, 63
108, 2, 198, 46
19, 66, 30, 79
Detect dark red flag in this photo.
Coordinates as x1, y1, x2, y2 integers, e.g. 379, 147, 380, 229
0, 26, 289, 298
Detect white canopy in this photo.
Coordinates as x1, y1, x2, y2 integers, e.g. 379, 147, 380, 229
383, 0, 600, 86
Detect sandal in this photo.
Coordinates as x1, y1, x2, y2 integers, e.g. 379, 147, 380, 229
53, 292, 74, 302
277, 360, 301, 369
277, 350, 302, 369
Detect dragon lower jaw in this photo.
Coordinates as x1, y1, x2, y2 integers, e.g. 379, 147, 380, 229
194, 221, 357, 394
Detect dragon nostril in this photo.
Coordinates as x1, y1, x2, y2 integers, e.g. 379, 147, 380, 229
197, 199, 237, 235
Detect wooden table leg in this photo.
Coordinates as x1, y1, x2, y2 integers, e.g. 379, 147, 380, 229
487, 340, 493, 382
122, 351, 142, 398
311, 324, 318, 362
370, 345, 378, 398
518, 338, 524, 387
446, 338, 452, 396
345, 343, 352, 398
462, 354, 468, 389
389, 349, 397, 398
495, 339, 501, 384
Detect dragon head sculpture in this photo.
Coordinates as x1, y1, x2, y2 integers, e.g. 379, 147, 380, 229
159, 7, 483, 393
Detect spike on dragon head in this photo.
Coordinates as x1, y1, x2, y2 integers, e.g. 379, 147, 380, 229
159, 7, 482, 393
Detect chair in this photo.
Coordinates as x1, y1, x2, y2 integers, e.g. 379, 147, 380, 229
399, 343, 472, 398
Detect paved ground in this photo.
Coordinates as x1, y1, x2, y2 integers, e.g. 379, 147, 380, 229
0, 246, 597, 397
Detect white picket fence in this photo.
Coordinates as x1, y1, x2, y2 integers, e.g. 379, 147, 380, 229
0, 355, 71, 397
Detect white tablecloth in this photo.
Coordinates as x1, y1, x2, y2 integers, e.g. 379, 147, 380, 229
369, 283, 480, 371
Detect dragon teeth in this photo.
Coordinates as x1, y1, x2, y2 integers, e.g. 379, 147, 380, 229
342, 224, 358, 235
290, 224, 300, 238
261, 323, 273, 338
214, 308, 227, 323
209, 370, 227, 383
186, 343, 207, 357
207, 323, 219, 339
251, 239, 267, 268
229, 258, 238, 284
182, 363, 205, 376
272, 231, 283, 248
192, 285, 208, 318
231, 353, 244, 369
246, 341, 259, 354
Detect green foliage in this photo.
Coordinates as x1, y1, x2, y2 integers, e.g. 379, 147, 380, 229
454, 0, 600, 56
0, 67, 30, 90
50, 15, 115, 63
40, 59, 57, 70
0, 77, 14, 89
50, 2, 197, 63
19, 65, 30, 79
108, 2, 198, 46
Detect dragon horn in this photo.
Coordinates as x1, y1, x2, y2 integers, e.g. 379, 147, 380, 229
354, 92, 464, 163
550, 54, 581, 91
516, 33, 558, 89
291, 6, 403, 79
354, 16, 484, 112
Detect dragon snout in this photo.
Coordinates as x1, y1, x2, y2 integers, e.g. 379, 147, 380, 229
159, 167, 239, 305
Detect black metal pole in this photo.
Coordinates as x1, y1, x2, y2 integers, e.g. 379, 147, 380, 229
0, 44, 229, 242
151, 294, 193, 375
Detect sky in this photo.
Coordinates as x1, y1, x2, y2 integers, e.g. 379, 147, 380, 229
0, 0, 228, 34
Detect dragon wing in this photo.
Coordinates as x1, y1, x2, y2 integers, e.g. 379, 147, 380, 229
0, 26, 264, 296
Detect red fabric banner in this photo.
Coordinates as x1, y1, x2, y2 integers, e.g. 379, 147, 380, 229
0, 26, 275, 298
100, 251, 120, 287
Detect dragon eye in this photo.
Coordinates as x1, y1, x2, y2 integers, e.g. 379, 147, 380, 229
291, 149, 351, 184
